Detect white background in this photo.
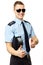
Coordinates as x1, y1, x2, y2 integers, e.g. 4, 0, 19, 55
0, 0, 43, 65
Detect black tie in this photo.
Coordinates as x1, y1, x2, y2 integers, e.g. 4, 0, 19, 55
21, 22, 30, 52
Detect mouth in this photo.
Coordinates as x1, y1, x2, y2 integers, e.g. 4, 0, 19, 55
19, 14, 24, 16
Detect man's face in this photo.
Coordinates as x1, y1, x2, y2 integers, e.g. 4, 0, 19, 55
14, 4, 25, 20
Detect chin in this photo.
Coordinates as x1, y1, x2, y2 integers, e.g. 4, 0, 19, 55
19, 18, 23, 20
19, 16, 24, 19
16, 16, 22, 20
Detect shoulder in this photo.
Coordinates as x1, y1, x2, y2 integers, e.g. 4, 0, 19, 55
24, 20, 31, 24
5, 21, 16, 30
5, 21, 16, 31
8, 21, 16, 26
24, 20, 32, 28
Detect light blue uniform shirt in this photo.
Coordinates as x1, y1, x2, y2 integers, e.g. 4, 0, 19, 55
5, 18, 35, 54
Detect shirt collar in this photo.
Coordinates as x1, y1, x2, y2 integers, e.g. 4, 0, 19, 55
14, 17, 24, 25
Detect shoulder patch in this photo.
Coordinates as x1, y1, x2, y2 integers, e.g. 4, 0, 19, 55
24, 20, 30, 24
8, 21, 16, 26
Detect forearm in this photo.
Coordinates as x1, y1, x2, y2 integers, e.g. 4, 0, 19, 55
7, 46, 17, 56
6, 43, 26, 58
6, 43, 17, 56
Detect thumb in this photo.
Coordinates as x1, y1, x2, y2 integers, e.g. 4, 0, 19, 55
18, 45, 22, 50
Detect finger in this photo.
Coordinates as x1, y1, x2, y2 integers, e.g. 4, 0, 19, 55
22, 53, 26, 57
18, 45, 22, 50
22, 51, 26, 56
31, 45, 35, 48
20, 45, 22, 49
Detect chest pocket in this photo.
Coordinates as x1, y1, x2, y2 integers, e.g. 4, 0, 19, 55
13, 24, 24, 37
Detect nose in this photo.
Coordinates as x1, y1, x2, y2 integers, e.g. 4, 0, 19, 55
20, 11, 23, 13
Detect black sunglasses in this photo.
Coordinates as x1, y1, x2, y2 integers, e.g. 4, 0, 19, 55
16, 9, 26, 13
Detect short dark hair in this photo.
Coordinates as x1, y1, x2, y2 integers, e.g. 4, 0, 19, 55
14, 1, 24, 9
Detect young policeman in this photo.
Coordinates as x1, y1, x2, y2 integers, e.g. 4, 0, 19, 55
5, 1, 38, 65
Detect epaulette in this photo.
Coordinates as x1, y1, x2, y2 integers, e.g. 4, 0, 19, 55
24, 20, 30, 24
8, 21, 16, 26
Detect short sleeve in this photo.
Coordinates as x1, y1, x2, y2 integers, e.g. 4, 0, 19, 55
30, 25, 35, 38
5, 25, 14, 43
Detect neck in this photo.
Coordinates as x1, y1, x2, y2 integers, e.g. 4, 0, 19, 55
15, 17, 23, 21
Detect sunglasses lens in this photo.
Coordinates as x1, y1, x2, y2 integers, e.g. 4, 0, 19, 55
16, 9, 21, 13
22, 9, 25, 12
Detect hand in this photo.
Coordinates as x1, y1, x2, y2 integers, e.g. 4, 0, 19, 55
30, 36, 39, 48
16, 45, 26, 58
31, 42, 35, 48
31, 36, 38, 45
31, 39, 36, 48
